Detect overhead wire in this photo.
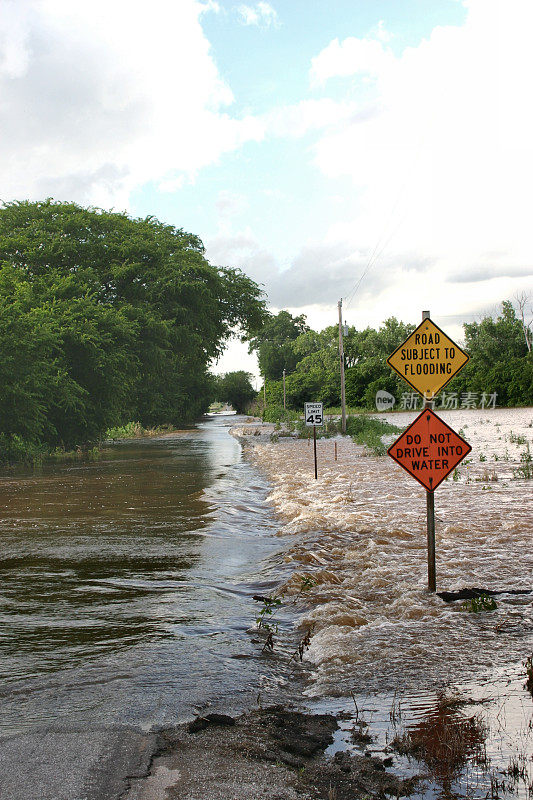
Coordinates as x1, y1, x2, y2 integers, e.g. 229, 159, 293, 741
343, 131, 427, 311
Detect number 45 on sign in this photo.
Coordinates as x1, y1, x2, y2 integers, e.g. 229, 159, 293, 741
305, 403, 323, 426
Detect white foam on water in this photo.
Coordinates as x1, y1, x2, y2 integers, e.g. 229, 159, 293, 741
249, 408, 533, 696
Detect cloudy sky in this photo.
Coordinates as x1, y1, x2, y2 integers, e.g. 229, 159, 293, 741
1, 0, 532, 380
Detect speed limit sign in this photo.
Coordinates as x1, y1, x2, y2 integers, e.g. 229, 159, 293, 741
304, 402, 323, 427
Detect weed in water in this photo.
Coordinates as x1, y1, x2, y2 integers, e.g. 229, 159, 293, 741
345, 415, 402, 456
291, 625, 315, 663
452, 468, 460, 482
475, 468, 498, 483
253, 575, 316, 657
479, 453, 486, 462
460, 594, 497, 613
524, 654, 533, 696
509, 430, 527, 445
299, 575, 316, 592
513, 443, 533, 479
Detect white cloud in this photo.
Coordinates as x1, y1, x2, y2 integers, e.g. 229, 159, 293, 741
301, 0, 533, 320
211, 0, 533, 358
310, 35, 394, 87
0, 0, 263, 207
236, 2, 279, 28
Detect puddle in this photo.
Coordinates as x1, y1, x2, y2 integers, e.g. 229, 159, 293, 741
313, 661, 533, 799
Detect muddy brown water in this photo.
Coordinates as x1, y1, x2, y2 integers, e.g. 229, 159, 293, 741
247, 407, 533, 800
1, 409, 532, 799
0, 416, 294, 736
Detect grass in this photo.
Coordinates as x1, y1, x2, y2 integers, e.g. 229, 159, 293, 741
345, 415, 402, 456
513, 443, 533, 479
105, 421, 176, 440
508, 430, 527, 445
105, 421, 145, 439
460, 594, 497, 613
263, 408, 402, 455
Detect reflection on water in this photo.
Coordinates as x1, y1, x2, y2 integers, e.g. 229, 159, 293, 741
0, 417, 292, 735
320, 665, 533, 800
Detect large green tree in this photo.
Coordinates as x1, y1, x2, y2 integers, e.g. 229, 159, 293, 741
453, 301, 533, 405
0, 200, 266, 454
248, 310, 308, 380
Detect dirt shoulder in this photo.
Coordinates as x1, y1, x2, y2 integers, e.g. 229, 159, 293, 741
124, 706, 418, 800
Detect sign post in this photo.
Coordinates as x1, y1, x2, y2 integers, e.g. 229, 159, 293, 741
305, 402, 323, 480
422, 311, 436, 591
386, 311, 471, 592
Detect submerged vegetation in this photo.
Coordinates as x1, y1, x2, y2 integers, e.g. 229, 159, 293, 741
263, 412, 401, 455
460, 594, 498, 613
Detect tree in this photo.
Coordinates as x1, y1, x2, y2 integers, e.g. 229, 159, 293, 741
344, 318, 416, 407
248, 310, 308, 380
215, 371, 256, 414
0, 200, 267, 454
457, 300, 533, 405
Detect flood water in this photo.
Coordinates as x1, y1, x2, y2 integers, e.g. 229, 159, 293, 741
246, 407, 533, 799
0, 416, 293, 736
1, 409, 532, 799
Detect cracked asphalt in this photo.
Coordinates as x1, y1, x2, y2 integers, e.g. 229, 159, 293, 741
0, 727, 158, 800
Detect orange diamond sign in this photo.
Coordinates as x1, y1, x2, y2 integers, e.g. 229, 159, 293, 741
388, 409, 472, 491
387, 318, 468, 399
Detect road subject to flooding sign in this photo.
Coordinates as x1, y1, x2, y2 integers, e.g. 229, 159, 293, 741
386, 318, 469, 399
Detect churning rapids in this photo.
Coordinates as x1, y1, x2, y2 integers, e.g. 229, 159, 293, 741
241, 407, 533, 697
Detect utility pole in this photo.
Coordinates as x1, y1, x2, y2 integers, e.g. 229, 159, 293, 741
283, 369, 286, 410
338, 299, 347, 434
422, 309, 436, 593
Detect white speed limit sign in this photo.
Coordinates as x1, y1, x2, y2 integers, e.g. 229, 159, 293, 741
304, 402, 323, 427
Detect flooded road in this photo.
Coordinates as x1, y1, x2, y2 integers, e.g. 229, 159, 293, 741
0, 416, 291, 736
1, 408, 531, 799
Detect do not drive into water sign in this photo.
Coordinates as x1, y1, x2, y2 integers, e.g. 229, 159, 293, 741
386, 312, 471, 592
305, 402, 323, 480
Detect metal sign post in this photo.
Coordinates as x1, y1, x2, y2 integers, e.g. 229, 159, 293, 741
305, 402, 323, 480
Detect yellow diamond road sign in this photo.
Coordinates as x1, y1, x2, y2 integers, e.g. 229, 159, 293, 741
387, 318, 469, 399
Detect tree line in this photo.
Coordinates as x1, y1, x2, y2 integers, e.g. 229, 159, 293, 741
0, 199, 530, 463
251, 303, 533, 414
0, 200, 265, 461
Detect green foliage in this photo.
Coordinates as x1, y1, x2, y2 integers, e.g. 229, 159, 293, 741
460, 595, 497, 613
344, 317, 416, 408
248, 310, 309, 380
0, 433, 45, 465
346, 415, 401, 455
0, 200, 266, 460
262, 404, 299, 423
214, 371, 257, 414
105, 422, 144, 440
451, 301, 533, 406
257, 301, 531, 414
513, 444, 533, 479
